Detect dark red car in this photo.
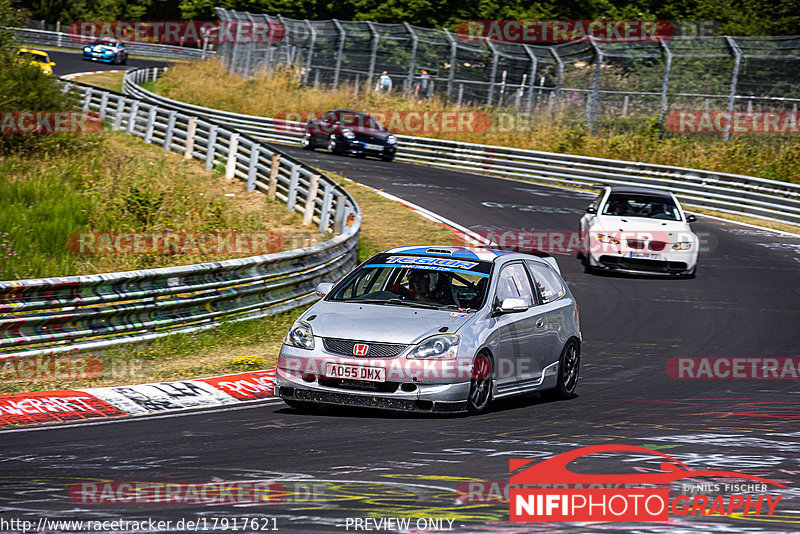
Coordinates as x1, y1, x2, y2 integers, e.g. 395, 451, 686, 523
302, 109, 397, 162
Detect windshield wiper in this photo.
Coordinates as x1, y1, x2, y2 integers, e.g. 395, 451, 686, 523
381, 298, 440, 310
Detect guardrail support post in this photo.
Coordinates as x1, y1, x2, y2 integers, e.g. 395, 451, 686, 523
185, 117, 197, 159
287, 165, 300, 210
98, 93, 109, 119
268, 154, 281, 198
163, 110, 177, 152
113, 99, 124, 130
226, 133, 240, 180
247, 145, 260, 191
333, 194, 346, 233
204, 123, 218, 168
126, 101, 139, 134
318, 184, 334, 233
144, 107, 158, 143
303, 174, 320, 225
82, 91, 92, 112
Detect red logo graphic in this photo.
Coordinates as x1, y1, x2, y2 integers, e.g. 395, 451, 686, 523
352, 344, 369, 356
509, 444, 785, 522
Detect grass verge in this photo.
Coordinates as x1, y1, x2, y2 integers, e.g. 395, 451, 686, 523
71, 70, 125, 92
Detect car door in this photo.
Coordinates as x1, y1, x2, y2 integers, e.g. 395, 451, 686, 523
525, 261, 571, 370
490, 262, 548, 387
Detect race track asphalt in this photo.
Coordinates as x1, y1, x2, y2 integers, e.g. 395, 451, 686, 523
2, 60, 799, 533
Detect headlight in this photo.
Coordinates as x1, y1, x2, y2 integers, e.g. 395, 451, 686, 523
284, 321, 315, 350
596, 233, 620, 245
342, 128, 356, 140
387, 135, 397, 144
672, 242, 693, 250
408, 334, 459, 359
84, 47, 91, 52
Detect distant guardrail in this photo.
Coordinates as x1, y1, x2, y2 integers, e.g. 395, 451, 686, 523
7, 26, 214, 60
0, 75, 361, 358
124, 66, 800, 227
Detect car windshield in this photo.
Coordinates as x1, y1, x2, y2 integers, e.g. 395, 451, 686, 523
17, 51, 47, 62
602, 194, 682, 221
338, 112, 382, 130
328, 253, 493, 310
92, 40, 117, 46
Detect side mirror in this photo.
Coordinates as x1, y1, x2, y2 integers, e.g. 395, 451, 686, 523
496, 297, 529, 315
49, 62, 55, 66
686, 214, 697, 223
586, 206, 596, 214
315, 282, 334, 298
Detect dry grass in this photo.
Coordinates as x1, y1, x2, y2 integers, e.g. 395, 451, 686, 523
73, 70, 125, 92
1, 170, 459, 394
154, 60, 800, 185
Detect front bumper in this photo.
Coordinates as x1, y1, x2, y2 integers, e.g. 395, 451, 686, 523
340, 138, 396, 158
82, 53, 114, 63
276, 344, 472, 413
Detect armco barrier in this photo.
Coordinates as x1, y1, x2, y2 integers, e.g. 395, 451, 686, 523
0, 80, 361, 359
124, 66, 800, 227
7, 27, 213, 60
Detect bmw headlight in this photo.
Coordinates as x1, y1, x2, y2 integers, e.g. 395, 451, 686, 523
284, 321, 315, 350
596, 233, 620, 245
342, 128, 356, 140
672, 242, 693, 250
408, 334, 459, 359
84, 47, 91, 52
387, 135, 397, 144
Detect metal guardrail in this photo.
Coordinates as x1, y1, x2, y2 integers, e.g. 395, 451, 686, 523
7, 27, 214, 60
0, 78, 361, 358
124, 66, 800, 227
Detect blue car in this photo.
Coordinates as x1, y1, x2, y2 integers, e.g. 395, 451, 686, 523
82, 39, 128, 65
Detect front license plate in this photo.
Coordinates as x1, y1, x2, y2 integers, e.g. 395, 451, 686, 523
325, 363, 385, 382
363, 143, 383, 151
630, 252, 660, 259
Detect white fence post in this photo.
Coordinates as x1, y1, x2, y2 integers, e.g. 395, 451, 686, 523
268, 154, 281, 199
225, 133, 240, 180
303, 174, 320, 225
184, 117, 197, 159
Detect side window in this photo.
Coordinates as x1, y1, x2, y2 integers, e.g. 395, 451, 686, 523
591, 193, 604, 212
526, 261, 566, 304
496, 263, 534, 306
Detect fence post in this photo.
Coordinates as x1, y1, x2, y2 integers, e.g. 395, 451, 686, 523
366, 21, 379, 87
523, 45, 538, 114
205, 124, 218, 168
144, 106, 158, 143
226, 133, 240, 180
658, 38, 673, 125
444, 29, 457, 99
184, 117, 197, 159
303, 20, 316, 84
319, 184, 334, 233
247, 145, 260, 191
550, 48, 564, 103
724, 36, 742, 142
404, 23, 418, 97
287, 165, 300, 211
81, 91, 92, 112
457, 84, 464, 106
268, 153, 281, 198
277, 14, 291, 67
303, 174, 320, 225
163, 110, 177, 151
586, 37, 604, 134
113, 97, 124, 130
485, 40, 499, 106
332, 19, 346, 89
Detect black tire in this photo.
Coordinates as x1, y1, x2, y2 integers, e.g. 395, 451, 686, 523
382, 156, 394, 162
328, 134, 340, 154
121, 55, 127, 65
301, 133, 315, 151
467, 353, 493, 415
283, 399, 321, 412
543, 340, 580, 400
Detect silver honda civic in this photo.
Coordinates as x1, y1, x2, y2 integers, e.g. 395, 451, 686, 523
275, 246, 581, 414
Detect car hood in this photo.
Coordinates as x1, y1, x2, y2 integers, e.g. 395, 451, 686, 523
349, 128, 390, 140
594, 215, 694, 238
301, 300, 473, 345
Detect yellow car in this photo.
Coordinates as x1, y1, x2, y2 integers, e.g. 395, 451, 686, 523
15, 48, 55, 75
